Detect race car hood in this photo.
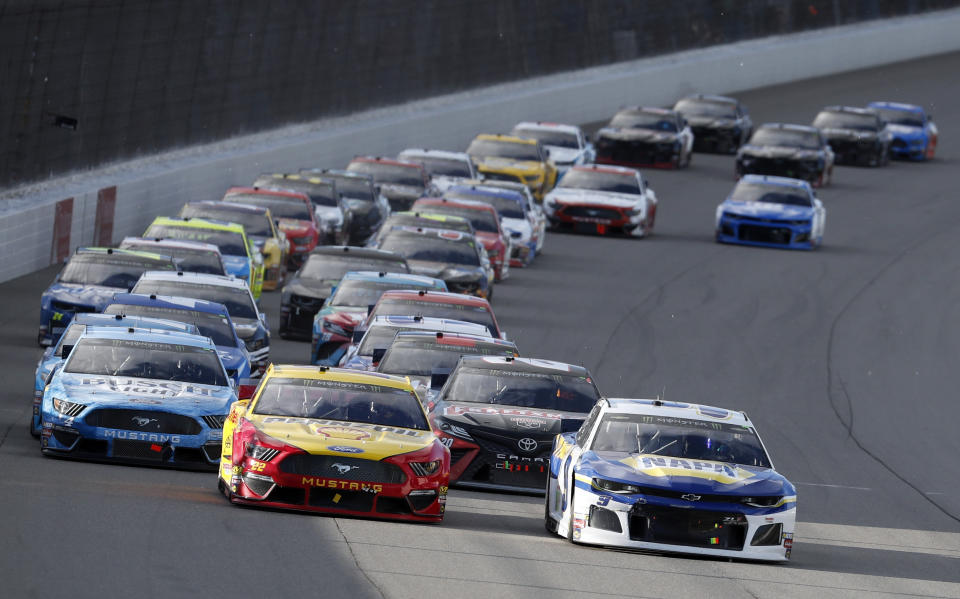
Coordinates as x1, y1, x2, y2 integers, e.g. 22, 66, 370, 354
217, 346, 248, 372
55, 373, 234, 413
582, 451, 792, 497
687, 116, 738, 129
251, 415, 434, 460
276, 219, 312, 236
406, 260, 485, 282
886, 123, 925, 137
221, 255, 251, 277
43, 282, 126, 311
544, 146, 582, 165
474, 156, 543, 176
720, 200, 814, 221
822, 128, 879, 141
597, 127, 678, 143
738, 145, 821, 161
547, 188, 640, 209
437, 401, 587, 435
285, 278, 335, 300
379, 184, 423, 201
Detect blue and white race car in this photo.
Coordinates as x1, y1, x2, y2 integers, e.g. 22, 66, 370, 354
715, 175, 825, 250
39, 325, 237, 469
867, 101, 938, 161
31, 313, 199, 437
546, 398, 796, 562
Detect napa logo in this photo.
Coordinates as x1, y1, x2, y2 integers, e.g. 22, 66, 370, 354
621, 454, 757, 485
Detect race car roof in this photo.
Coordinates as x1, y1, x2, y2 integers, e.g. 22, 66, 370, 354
149, 216, 247, 235
457, 356, 591, 377
340, 270, 446, 287
74, 247, 172, 263
183, 200, 269, 215
108, 293, 231, 317
377, 288, 492, 308
120, 237, 222, 255
739, 174, 812, 190
679, 93, 738, 105
76, 325, 218, 349
138, 270, 247, 290
303, 168, 373, 182
571, 164, 639, 177
414, 197, 498, 213
819, 105, 879, 117
263, 364, 414, 390
67, 312, 200, 334
619, 106, 676, 117
366, 315, 491, 336
512, 121, 582, 135
868, 101, 923, 113
445, 184, 526, 203
383, 225, 477, 244
473, 133, 538, 146
350, 156, 424, 169
391, 330, 516, 351
603, 397, 751, 427
398, 148, 472, 162
758, 123, 819, 134
387, 211, 473, 226
308, 246, 408, 263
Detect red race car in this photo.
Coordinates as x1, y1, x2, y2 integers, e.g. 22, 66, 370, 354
223, 186, 320, 270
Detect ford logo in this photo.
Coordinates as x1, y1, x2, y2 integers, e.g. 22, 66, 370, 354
327, 445, 364, 454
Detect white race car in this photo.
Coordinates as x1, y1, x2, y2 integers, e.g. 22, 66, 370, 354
543, 165, 657, 237
398, 148, 479, 195
510, 121, 595, 174
546, 398, 796, 562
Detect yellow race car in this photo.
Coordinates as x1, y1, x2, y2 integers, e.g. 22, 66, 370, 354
466, 134, 559, 201
218, 364, 450, 521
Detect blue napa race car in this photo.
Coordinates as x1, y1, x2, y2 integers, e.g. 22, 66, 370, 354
32, 313, 200, 437
37, 247, 176, 346
867, 101, 938, 161
546, 398, 797, 562
39, 326, 238, 470
103, 293, 252, 384
715, 175, 825, 250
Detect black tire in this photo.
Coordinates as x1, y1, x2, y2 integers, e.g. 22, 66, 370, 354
544, 476, 559, 534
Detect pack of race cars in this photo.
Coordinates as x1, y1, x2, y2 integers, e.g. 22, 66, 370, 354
30, 96, 936, 563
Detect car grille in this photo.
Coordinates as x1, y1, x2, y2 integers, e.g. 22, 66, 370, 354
51, 300, 97, 313
202, 415, 226, 430
589, 505, 622, 533
741, 156, 818, 179
559, 205, 623, 222
738, 224, 794, 245
308, 487, 376, 511
596, 138, 675, 165
462, 429, 553, 489
278, 454, 406, 484
628, 504, 747, 550
290, 294, 325, 310
85, 409, 202, 435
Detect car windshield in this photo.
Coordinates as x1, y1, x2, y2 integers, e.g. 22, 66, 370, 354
379, 232, 481, 266
250, 179, 339, 208
511, 127, 579, 149
300, 255, 409, 281
558, 170, 641, 194
371, 298, 497, 336
120, 243, 225, 275
674, 98, 737, 118
401, 155, 473, 177
55, 323, 87, 357
327, 176, 374, 201
446, 193, 524, 219
59, 253, 174, 288
412, 204, 498, 233
252, 377, 428, 430
443, 367, 599, 413
590, 413, 771, 468
348, 162, 425, 188
871, 107, 924, 128
749, 128, 820, 149
225, 193, 314, 220
383, 215, 473, 236
609, 111, 678, 132
729, 182, 812, 207
180, 205, 272, 237
131, 281, 257, 320
466, 139, 541, 161
144, 225, 247, 256
103, 304, 237, 347
380, 340, 514, 376
330, 279, 431, 308
812, 111, 880, 131
64, 338, 227, 387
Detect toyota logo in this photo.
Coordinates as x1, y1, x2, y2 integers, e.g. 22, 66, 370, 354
517, 437, 538, 452
681, 493, 702, 502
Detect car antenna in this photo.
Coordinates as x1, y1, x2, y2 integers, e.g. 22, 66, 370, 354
653, 385, 666, 406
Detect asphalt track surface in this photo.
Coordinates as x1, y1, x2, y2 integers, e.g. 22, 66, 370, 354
2, 52, 960, 599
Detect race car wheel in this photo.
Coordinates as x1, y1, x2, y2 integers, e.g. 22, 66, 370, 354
544, 478, 559, 534
218, 477, 234, 501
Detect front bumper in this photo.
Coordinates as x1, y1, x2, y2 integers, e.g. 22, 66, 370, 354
829, 139, 885, 166
890, 136, 928, 160
717, 214, 815, 250
447, 435, 552, 494
548, 204, 646, 237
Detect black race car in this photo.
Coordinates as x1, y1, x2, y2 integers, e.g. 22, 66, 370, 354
736, 123, 835, 187
812, 106, 891, 167
673, 94, 753, 154
300, 169, 392, 245
252, 173, 353, 245
595, 107, 694, 169
279, 246, 409, 339
428, 356, 601, 493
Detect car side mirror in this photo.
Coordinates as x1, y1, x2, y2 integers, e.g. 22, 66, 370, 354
371, 348, 387, 366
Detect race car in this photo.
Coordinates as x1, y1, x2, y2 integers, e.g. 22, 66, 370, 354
377, 331, 518, 401
465, 134, 559, 200
227, 185, 325, 269
429, 356, 601, 493
546, 398, 796, 562
247, 176, 351, 248
396, 148, 479, 195
543, 165, 658, 237
104, 294, 252, 384
377, 225, 494, 298
409, 197, 509, 282
218, 364, 449, 521
118, 237, 227, 276
369, 211, 476, 248
811, 106, 891, 167
144, 216, 264, 299
280, 246, 409, 340
595, 107, 694, 169
365, 289, 505, 340
735, 124, 835, 187
299, 169, 392, 246
455, 179, 546, 256
443, 184, 538, 268
867, 101, 938, 160
673, 94, 752, 154
31, 313, 199, 437
178, 201, 288, 289
346, 156, 428, 212
311, 271, 447, 366
131, 271, 271, 376
37, 247, 176, 346
508, 122, 595, 174
340, 315, 492, 371
715, 175, 825, 250
39, 325, 237, 470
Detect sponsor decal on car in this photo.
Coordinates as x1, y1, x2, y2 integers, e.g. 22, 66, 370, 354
328, 445, 365, 454
619, 454, 758, 484
444, 405, 563, 419
300, 477, 382, 493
